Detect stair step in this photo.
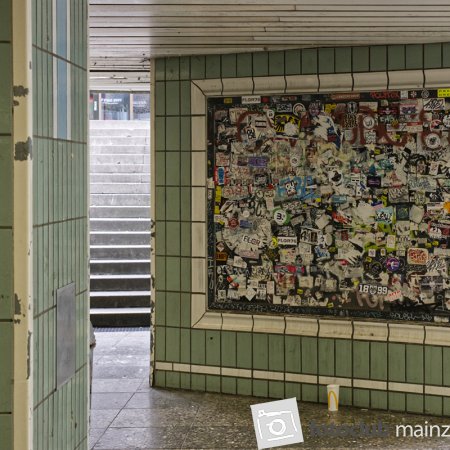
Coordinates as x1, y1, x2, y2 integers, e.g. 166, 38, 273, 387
90, 259, 150, 275
90, 307, 151, 328
90, 291, 151, 308
90, 218, 151, 232
90, 274, 151, 291
91, 193, 150, 206
90, 137, 150, 146
90, 245, 151, 259
90, 120, 150, 129
90, 164, 150, 174
90, 154, 150, 165
90, 231, 150, 245
90, 145, 148, 155
90, 174, 150, 184
90, 183, 150, 195
90, 206, 150, 219
90, 128, 149, 137
90, 290, 151, 297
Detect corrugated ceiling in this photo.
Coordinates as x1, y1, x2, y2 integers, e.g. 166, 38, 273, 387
89, 0, 450, 86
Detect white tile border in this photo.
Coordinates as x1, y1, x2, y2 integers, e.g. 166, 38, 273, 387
188, 69, 450, 343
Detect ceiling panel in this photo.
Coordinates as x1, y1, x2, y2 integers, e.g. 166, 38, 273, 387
89, 0, 450, 86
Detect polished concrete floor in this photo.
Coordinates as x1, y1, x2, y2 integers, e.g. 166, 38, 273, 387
90, 329, 449, 449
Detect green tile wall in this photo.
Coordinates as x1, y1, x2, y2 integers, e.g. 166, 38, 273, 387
32, 0, 89, 449
153, 42, 450, 417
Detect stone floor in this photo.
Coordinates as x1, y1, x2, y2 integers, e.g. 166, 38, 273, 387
90, 329, 449, 449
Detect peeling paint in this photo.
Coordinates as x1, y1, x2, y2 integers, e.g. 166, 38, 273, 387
14, 294, 21, 315
13, 85, 29, 97
15, 137, 32, 161
27, 331, 31, 379
13, 100, 19, 107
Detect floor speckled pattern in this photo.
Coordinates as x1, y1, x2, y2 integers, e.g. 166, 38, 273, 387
90, 330, 449, 449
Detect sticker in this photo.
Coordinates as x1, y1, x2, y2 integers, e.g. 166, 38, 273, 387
407, 248, 429, 265
425, 132, 441, 149
241, 95, 261, 104
273, 208, 289, 225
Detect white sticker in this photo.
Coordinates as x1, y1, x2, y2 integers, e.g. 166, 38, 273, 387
245, 287, 257, 301
277, 236, 298, 246
241, 95, 261, 104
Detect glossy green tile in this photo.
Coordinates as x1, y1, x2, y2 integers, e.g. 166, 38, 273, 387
165, 57, 180, 81
191, 55, 205, 79
353, 341, 369, 379
318, 338, 334, 376
155, 186, 166, 220
425, 396, 442, 416
370, 45, 387, 71
442, 347, 450, 386
442, 397, 450, 416
406, 394, 423, 414
206, 330, 220, 366
180, 222, 191, 257
165, 187, 180, 221
370, 342, 387, 381
0, 323, 12, 412
206, 55, 220, 79
155, 81, 166, 116
0, 45, 12, 134
180, 154, 191, 186
335, 339, 351, 378
180, 372, 190, 389
269, 381, 284, 399
371, 390, 387, 410
221, 54, 237, 78
236, 53, 252, 77
180, 117, 191, 151
180, 56, 190, 80
285, 382, 301, 401
268, 335, 284, 372
166, 117, 180, 151
237, 378, 252, 396
389, 343, 406, 382
353, 389, 370, 408
269, 51, 284, 76
0, 230, 12, 320
191, 329, 205, 365
335, 47, 352, 73
180, 328, 191, 363
301, 336, 317, 374
285, 49, 301, 75
253, 333, 268, 370
406, 44, 423, 69
221, 331, 236, 367
191, 373, 206, 391
387, 45, 406, 71
166, 371, 180, 388
352, 46, 369, 72
443, 43, 450, 68
222, 376, 237, 394
180, 81, 191, 115
285, 335, 301, 373
155, 58, 166, 81
165, 81, 180, 116
236, 332, 252, 369
253, 52, 268, 77
165, 327, 180, 362
165, 256, 180, 291
180, 259, 191, 292
154, 292, 166, 326
155, 152, 165, 186
425, 346, 442, 386
0, 415, 12, 450
155, 116, 166, 151
155, 326, 166, 361
155, 221, 166, 256
302, 384, 318, 402
424, 43, 442, 69
318, 48, 334, 74
166, 151, 180, 186
206, 375, 221, 393
155, 255, 166, 290
0, 0, 11, 41
165, 292, 180, 327
406, 344, 423, 384
253, 380, 268, 397
389, 392, 405, 411
339, 387, 352, 406
302, 48, 318, 74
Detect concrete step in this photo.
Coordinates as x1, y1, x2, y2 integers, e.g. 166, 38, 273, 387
90, 120, 150, 129
90, 164, 150, 174
90, 259, 151, 275
90, 206, 150, 219
90, 154, 150, 166
90, 274, 151, 291
90, 231, 150, 246
90, 218, 151, 232
90, 129, 149, 137
90, 183, 150, 195
90, 290, 151, 308
90, 145, 148, 155
90, 137, 149, 146
90, 245, 151, 259
90, 173, 150, 184
90, 307, 151, 328
90, 194, 150, 206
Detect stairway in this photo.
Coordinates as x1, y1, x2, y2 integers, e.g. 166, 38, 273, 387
89, 120, 151, 327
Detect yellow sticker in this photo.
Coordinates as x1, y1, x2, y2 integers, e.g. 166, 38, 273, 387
224, 98, 233, 104
215, 186, 222, 203
214, 206, 220, 214
438, 88, 450, 98
297, 289, 303, 295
